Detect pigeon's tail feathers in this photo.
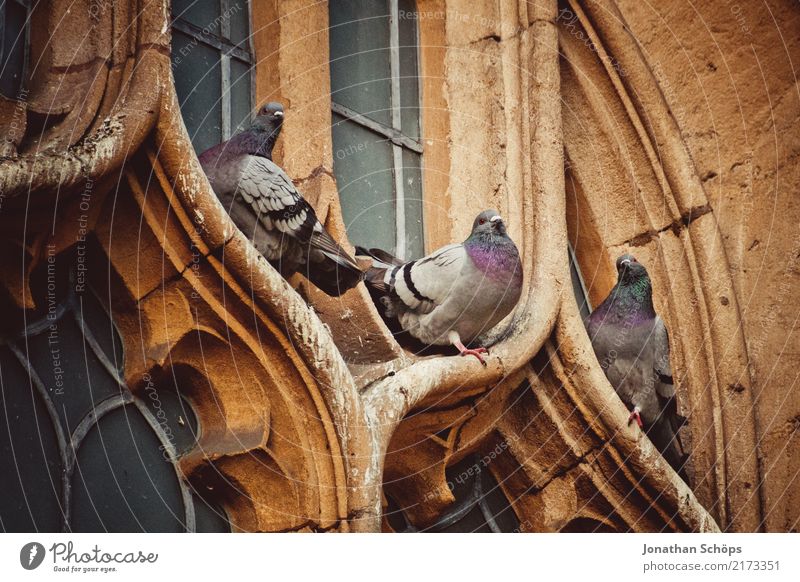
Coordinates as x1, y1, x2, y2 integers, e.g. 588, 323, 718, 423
305, 228, 364, 296
310, 228, 361, 271
355, 246, 404, 268
355, 246, 393, 291
368, 248, 404, 267
356, 247, 406, 316
363, 269, 397, 308
363, 266, 392, 295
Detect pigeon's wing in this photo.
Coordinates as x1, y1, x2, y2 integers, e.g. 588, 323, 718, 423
653, 317, 674, 399
235, 157, 315, 242
236, 157, 359, 268
229, 156, 362, 295
388, 243, 467, 315
652, 316, 688, 434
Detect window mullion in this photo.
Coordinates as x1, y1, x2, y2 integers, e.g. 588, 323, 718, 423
389, 0, 402, 131
221, 54, 231, 139
392, 144, 406, 257
220, 0, 231, 140
389, 0, 405, 258
220, 0, 231, 39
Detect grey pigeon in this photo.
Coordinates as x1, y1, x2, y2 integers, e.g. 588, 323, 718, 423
585, 254, 687, 476
198, 102, 363, 296
359, 210, 523, 365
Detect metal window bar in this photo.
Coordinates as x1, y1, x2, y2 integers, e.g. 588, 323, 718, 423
330, 101, 422, 153
386, 454, 520, 533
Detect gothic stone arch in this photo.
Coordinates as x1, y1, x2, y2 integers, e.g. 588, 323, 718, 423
2, 0, 797, 532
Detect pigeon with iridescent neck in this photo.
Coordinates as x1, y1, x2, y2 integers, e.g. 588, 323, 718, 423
358, 209, 523, 365
198, 102, 363, 297
585, 254, 687, 476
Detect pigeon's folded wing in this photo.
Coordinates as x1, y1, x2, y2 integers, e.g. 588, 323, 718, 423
653, 317, 674, 398
236, 156, 315, 238
236, 156, 360, 272
391, 244, 466, 314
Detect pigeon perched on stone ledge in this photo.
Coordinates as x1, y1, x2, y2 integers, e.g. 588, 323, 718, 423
198, 102, 363, 296
358, 209, 523, 365
585, 254, 688, 477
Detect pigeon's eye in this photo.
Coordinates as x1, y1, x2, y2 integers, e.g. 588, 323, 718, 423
479, 218, 486, 225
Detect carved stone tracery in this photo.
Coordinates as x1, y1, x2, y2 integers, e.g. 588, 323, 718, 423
2, 0, 794, 533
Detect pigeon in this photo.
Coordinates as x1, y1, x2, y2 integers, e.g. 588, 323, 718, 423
358, 209, 523, 365
585, 254, 688, 476
198, 102, 363, 296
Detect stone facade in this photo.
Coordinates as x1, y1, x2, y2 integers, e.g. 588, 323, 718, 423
0, 0, 796, 532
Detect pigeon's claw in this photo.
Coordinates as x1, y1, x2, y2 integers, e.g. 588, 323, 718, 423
449, 332, 489, 366
628, 407, 643, 428
459, 347, 488, 366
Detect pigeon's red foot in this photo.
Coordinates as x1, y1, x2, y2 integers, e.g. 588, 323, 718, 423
628, 407, 643, 428
459, 347, 488, 366
449, 332, 489, 366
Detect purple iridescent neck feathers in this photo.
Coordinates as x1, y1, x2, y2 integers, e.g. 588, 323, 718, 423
198, 127, 280, 169
198, 102, 283, 166
464, 235, 522, 287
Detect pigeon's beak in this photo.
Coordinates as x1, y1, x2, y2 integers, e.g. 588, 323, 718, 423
274, 111, 284, 118
489, 215, 506, 234
620, 259, 632, 266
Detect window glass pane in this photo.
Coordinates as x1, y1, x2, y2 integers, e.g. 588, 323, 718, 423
332, 113, 396, 252
432, 454, 520, 532
228, 1, 250, 45
172, 0, 220, 31
479, 469, 521, 532
230, 58, 252, 135
0, 348, 63, 532
193, 493, 230, 532
139, 382, 199, 459
26, 315, 124, 434
436, 504, 493, 533
77, 290, 124, 373
172, 31, 223, 153
398, 0, 420, 139
435, 456, 492, 532
401, 148, 424, 259
72, 406, 186, 532
569, 247, 591, 320
0, 0, 28, 99
329, 0, 392, 126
